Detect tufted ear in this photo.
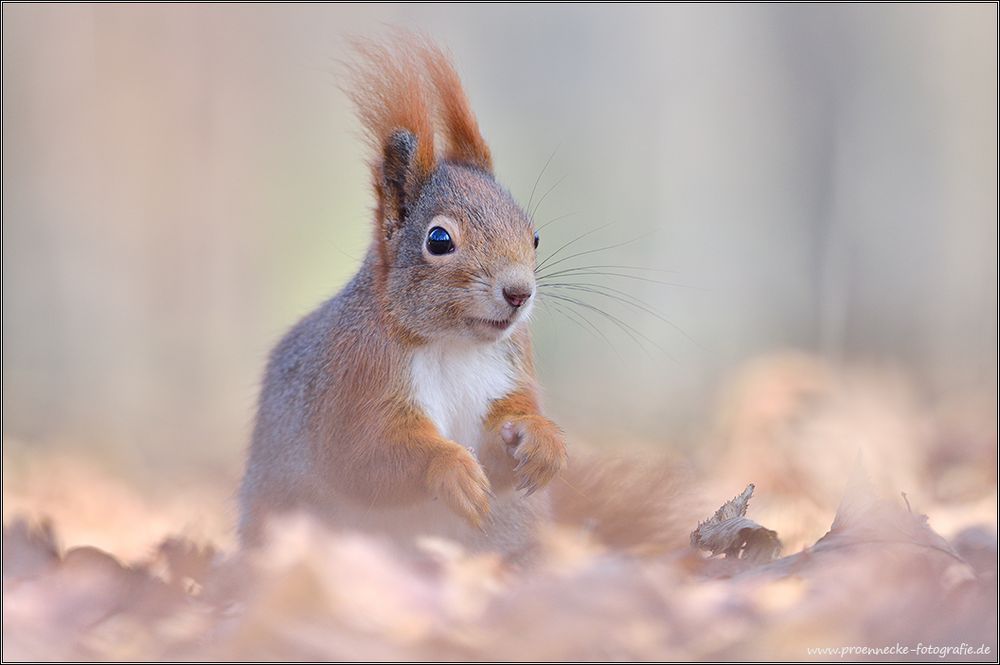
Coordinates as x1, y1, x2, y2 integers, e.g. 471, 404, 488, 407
421, 42, 493, 173
346, 36, 437, 241
378, 129, 429, 240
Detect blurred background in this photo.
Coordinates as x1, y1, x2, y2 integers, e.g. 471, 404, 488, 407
2, 4, 996, 546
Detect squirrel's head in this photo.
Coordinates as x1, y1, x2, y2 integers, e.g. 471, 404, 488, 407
349, 37, 538, 344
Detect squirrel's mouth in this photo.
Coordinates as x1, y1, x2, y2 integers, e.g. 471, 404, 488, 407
467, 316, 515, 332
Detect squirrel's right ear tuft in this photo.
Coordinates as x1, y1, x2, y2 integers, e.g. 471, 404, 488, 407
345, 36, 436, 236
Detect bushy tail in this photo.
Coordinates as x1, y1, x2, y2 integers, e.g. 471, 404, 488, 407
550, 450, 701, 553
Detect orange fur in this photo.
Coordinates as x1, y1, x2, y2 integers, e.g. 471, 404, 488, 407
483, 387, 567, 494
295, 322, 492, 529
346, 35, 494, 288
379, 399, 493, 528
241, 37, 549, 549
346, 37, 437, 181
484, 389, 541, 429
550, 452, 697, 553
347, 35, 493, 188
419, 41, 493, 171
346, 38, 437, 285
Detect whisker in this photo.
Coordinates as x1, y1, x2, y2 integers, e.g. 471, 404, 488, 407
538, 300, 622, 360
538, 282, 702, 350
535, 211, 577, 232
538, 269, 706, 290
541, 292, 670, 360
473, 255, 494, 281
539, 263, 679, 275
547, 299, 623, 360
535, 222, 617, 274
529, 173, 567, 221
526, 144, 559, 217
543, 292, 656, 359
540, 281, 670, 316
535, 230, 658, 275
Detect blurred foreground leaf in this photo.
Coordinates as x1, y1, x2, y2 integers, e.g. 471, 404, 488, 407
690, 484, 781, 564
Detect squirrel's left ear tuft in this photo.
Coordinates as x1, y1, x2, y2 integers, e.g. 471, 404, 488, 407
419, 41, 493, 173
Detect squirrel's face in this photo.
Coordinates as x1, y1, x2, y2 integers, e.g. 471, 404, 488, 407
384, 164, 538, 344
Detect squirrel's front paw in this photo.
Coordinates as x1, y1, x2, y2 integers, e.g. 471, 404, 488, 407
426, 447, 492, 528
501, 417, 567, 496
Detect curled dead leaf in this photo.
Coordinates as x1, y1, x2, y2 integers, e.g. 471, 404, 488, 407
690, 484, 781, 564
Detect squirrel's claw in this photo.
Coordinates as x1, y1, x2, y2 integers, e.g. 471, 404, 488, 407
428, 447, 493, 528
508, 417, 567, 497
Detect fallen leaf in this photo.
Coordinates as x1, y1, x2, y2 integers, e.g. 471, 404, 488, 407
690, 484, 781, 564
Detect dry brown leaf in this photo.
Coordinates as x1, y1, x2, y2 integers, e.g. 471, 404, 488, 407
756, 465, 975, 581
690, 484, 782, 564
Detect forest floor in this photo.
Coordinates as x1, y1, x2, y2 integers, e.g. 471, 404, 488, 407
2, 352, 996, 661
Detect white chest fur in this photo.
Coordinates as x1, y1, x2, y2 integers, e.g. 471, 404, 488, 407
409, 342, 516, 450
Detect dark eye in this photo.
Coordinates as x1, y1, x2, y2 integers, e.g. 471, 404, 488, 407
533, 231, 539, 249
426, 226, 455, 255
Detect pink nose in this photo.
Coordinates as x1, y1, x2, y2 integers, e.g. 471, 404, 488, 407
503, 287, 532, 308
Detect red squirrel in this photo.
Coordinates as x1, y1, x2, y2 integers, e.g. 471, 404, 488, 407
237, 37, 568, 556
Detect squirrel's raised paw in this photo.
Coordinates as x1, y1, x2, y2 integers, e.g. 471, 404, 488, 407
502, 417, 568, 496
427, 447, 492, 529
